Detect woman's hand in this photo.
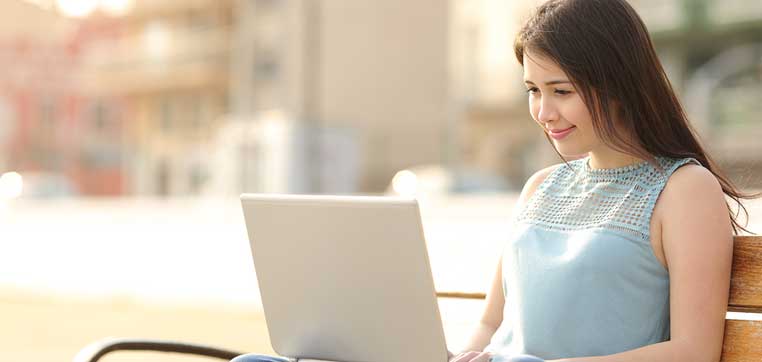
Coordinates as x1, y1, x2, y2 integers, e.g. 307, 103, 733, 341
449, 350, 494, 362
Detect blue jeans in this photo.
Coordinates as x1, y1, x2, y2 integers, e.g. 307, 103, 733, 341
229, 353, 545, 362
495, 354, 546, 362
230, 354, 291, 362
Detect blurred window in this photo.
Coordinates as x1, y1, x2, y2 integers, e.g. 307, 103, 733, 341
0, 96, 15, 146
160, 97, 173, 132
254, 56, 279, 82
93, 101, 108, 131
188, 163, 207, 194
39, 96, 56, 131
187, 10, 215, 31
712, 69, 762, 131
81, 147, 121, 170
188, 94, 202, 133
239, 143, 261, 192
157, 160, 170, 196
256, 0, 283, 9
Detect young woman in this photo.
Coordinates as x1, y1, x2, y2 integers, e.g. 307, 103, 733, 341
450, 0, 757, 361
232, 1, 756, 362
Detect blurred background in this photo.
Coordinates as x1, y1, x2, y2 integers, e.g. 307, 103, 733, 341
1, 0, 760, 361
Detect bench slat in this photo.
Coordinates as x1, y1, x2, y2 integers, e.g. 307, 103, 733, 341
436, 291, 485, 299
721, 319, 762, 362
729, 236, 762, 313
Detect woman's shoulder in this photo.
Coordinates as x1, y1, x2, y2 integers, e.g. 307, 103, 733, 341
655, 162, 727, 231
519, 162, 566, 202
659, 162, 723, 206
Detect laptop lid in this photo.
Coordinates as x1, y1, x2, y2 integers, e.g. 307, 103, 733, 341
241, 194, 448, 362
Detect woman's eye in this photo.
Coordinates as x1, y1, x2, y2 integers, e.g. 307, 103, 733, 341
526, 87, 539, 94
555, 89, 572, 95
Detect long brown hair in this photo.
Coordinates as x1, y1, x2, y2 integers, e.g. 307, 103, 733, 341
515, 0, 759, 234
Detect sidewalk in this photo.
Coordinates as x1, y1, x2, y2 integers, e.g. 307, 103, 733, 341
2, 287, 484, 362
1, 288, 274, 362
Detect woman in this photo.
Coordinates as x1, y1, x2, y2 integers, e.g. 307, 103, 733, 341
234, 0, 757, 361
451, 0, 756, 361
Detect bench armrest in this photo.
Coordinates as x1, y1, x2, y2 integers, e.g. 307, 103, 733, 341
73, 337, 243, 362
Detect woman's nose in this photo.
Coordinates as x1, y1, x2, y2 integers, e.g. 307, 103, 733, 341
537, 98, 558, 124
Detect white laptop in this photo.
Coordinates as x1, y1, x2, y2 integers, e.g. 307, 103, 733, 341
240, 194, 449, 362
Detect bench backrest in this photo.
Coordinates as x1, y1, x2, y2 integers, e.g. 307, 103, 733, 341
436, 235, 762, 362
722, 235, 762, 362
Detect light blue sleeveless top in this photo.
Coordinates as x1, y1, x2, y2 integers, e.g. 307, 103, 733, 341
485, 155, 701, 360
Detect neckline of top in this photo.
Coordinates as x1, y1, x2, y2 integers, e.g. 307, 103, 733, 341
583, 156, 653, 176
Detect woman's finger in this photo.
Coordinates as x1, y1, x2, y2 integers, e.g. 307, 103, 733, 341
469, 351, 494, 362
451, 351, 481, 362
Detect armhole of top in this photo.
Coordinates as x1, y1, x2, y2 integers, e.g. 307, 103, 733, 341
654, 157, 703, 200
664, 157, 702, 176
642, 157, 704, 238
512, 163, 566, 223
531, 164, 564, 196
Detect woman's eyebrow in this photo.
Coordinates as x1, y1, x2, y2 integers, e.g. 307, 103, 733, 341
524, 80, 571, 85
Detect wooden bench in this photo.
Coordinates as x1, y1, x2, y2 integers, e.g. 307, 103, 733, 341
74, 235, 762, 362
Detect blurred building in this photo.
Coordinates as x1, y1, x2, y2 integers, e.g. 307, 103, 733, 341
77, 0, 233, 196
300, 0, 450, 191
227, 0, 449, 193
78, 0, 449, 195
5, 0, 449, 196
0, 1, 126, 196
9, 0, 758, 196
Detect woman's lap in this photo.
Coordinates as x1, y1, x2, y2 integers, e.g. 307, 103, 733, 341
229, 353, 546, 362
498, 354, 546, 362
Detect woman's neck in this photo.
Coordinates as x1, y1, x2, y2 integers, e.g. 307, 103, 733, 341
587, 150, 645, 170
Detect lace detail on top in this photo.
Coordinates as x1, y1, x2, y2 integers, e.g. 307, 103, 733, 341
516, 155, 701, 242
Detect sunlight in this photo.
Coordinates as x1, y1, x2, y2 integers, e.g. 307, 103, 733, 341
55, 0, 98, 18
392, 170, 418, 197
0, 172, 23, 200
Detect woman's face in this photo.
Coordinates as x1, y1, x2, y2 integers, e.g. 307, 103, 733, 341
523, 51, 601, 158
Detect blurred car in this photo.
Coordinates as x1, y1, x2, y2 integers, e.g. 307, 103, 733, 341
0, 171, 79, 199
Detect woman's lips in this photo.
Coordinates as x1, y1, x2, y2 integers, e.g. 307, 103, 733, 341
548, 126, 576, 140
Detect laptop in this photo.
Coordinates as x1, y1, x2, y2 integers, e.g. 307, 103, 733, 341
240, 194, 449, 362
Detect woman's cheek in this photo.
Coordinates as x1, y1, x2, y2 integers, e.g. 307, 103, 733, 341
529, 100, 540, 122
